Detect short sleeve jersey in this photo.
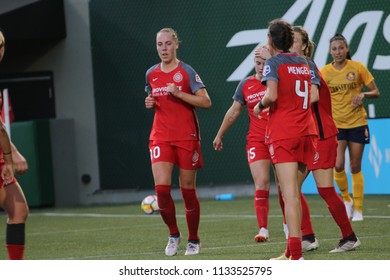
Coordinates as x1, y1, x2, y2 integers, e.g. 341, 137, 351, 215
233, 75, 268, 143
308, 59, 339, 140
145, 61, 205, 141
261, 52, 317, 143
320, 60, 374, 129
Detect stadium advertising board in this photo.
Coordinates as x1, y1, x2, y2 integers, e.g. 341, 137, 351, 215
90, 0, 390, 191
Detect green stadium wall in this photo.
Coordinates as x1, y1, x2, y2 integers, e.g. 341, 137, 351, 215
89, 0, 390, 190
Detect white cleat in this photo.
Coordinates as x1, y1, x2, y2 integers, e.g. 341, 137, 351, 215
352, 210, 363, 222
185, 242, 201, 256
302, 238, 319, 252
344, 200, 354, 219
165, 235, 181, 256
255, 227, 269, 242
330, 236, 361, 253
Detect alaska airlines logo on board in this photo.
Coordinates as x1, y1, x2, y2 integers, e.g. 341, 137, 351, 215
226, 0, 390, 81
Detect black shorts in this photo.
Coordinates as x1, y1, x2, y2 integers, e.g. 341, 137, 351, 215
337, 125, 370, 144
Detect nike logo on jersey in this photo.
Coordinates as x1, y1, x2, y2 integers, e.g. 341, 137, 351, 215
248, 85, 255, 90
152, 78, 158, 82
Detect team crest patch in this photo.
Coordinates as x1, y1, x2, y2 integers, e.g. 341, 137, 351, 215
313, 151, 319, 164
195, 74, 202, 83
310, 70, 315, 80
263, 65, 271, 76
268, 144, 274, 156
173, 72, 183, 82
346, 71, 356, 81
192, 151, 199, 164
364, 128, 369, 138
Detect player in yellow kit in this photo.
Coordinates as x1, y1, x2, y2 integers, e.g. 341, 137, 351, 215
320, 34, 380, 222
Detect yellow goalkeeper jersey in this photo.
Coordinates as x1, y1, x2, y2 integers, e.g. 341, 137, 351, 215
320, 60, 374, 129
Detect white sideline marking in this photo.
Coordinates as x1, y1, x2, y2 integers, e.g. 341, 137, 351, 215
31, 212, 390, 219
1, 212, 388, 260
61, 235, 389, 260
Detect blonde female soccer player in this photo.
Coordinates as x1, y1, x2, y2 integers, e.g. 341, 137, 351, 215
144, 28, 211, 256
213, 46, 272, 243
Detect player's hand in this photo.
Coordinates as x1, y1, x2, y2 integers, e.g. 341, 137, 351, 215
145, 94, 156, 109
1, 162, 14, 186
352, 93, 364, 107
255, 46, 271, 60
213, 136, 223, 151
167, 83, 182, 98
253, 102, 262, 119
12, 149, 28, 174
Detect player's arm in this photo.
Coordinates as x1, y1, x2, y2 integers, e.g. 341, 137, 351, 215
0, 120, 14, 184
254, 80, 277, 118
167, 84, 211, 109
213, 101, 244, 151
364, 80, 380, 98
352, 80, 380, 107
311, 84, 319, 103
11, 142, 28, 174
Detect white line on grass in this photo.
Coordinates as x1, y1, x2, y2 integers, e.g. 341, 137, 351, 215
31, 212, 390, 219
59, 234, 390, 260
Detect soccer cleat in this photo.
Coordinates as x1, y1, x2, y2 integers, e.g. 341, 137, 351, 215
255, 227, 269, 242
184, 242, 201, 256
302, 238, 319, 252
270, 254, 290, 260
344, 200, 354, 219
352, 210, 363, 222
165, 234, 181, 256
330, 234, 361, 253
283, 223, 289, 239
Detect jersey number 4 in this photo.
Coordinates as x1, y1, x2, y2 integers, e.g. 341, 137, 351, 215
295, 80, 309, 110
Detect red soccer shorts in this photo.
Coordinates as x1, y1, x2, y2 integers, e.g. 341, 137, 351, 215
308, 135, 337, 170
149, 140, 203, 170
246, 140, 271, 164
268, 135, 317, 165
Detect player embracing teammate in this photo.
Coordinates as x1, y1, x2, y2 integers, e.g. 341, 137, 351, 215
254, 19, 318, 260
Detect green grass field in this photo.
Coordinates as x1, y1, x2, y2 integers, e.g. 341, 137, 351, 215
1, 194, 389, 260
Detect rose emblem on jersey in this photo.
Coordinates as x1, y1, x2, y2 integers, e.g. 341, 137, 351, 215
346, 71, 356, 81
173, 72, 183, 82
313, 151, 319, 164
192, 150, 199, 164
268, 144, 274, 156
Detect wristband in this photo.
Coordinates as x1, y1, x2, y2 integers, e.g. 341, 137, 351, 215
258, 100, 266, 110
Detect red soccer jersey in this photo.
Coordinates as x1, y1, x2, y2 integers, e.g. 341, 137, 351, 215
145, 61, 205, 142
233, 75, 268, 143
261, 53, 317, 143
